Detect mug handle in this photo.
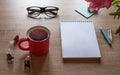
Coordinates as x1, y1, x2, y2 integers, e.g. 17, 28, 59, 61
18, 37, 30, 51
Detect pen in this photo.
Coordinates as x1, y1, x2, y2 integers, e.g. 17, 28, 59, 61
100, 27, 112, 47
108, 29, 112, 42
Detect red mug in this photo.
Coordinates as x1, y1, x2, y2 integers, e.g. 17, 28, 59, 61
18, 26, 50, 56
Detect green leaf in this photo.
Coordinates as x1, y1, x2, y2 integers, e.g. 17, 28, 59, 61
118, 14, 120, 19
109, 0, 120, 19
112, 0, 120, 6
115, 26, 120, 34
109, 11, 120, 19
109, 12, 117, 15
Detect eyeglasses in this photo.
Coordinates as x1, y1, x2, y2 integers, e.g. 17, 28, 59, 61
26, 6, 59, 18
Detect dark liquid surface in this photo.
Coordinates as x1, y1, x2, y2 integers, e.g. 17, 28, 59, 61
29, 29, 48, 41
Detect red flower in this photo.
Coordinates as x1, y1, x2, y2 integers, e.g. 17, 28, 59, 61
86, 0, 113, 12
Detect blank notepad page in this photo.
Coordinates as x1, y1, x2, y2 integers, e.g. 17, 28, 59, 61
60, 21, 101, 60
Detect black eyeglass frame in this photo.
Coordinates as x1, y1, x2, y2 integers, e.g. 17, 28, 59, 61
26, 6, 59, 18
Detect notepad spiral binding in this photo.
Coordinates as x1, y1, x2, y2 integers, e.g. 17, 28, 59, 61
61, 21, 92, 23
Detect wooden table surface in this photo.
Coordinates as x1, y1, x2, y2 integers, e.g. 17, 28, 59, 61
0, 0, 120, 75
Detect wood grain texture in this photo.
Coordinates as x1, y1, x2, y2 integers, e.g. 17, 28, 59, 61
0, 0, 120, 75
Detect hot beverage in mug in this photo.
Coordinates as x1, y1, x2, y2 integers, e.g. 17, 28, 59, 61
29, 29, 48, 41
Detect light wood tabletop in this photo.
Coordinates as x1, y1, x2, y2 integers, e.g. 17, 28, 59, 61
0, 0, 120, 75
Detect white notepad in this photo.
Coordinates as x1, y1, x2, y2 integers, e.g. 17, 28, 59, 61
60, 21, 101, 62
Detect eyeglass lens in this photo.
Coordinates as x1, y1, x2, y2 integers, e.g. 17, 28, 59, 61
45, 7, 58, 18
27, 7, 40, 18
